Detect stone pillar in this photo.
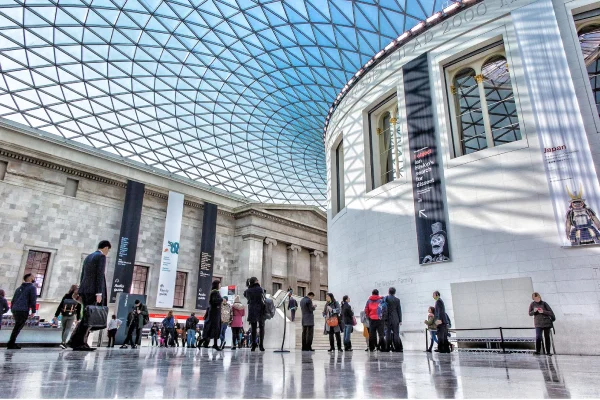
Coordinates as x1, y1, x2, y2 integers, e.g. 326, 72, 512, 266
287, 244, 301, 293
240, 234, 265, 288
310, 250, 323, 295
263, 238, 277, 294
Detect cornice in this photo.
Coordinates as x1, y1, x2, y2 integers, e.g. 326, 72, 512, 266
234, 209, 327, 236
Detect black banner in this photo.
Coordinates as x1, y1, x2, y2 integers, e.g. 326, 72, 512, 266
403, 53, 450, 265
110, 180, 145, 303
195, 202, 218, 309
114, 293, 147, 346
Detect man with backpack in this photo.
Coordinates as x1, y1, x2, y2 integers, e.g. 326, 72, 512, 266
364, 289, 386, 352
7, 273, 37, 350
185, 313, 199, 348
121, 299, 148, 349
53, 284, 81, 349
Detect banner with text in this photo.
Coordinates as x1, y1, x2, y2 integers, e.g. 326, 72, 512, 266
514, 0, 600, 247
404, 53, 450, 265
195, 202, 218, 309
110, 180, 145, 303
156, 191, 184, 308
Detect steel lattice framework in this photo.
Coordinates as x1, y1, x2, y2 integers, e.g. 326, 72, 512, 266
0, 0, 444, 207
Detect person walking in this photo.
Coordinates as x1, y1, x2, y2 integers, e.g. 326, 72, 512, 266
529, 292, 556, 356
424, 306, 438, 352
364, 289, 385, 352
121, 299, 148, 349
107, 315, 122, 348
244, 277, 266, 351
300, 292, 316, 351
150, 322, 158, 347
231, 295, 245, 350
385, 287, 403, 352
341, 295, 354, 351
433, 291, 450, 353
7, 273, 37, 350
70, 240, 111, 351
287, 292, 298, 322
323, 293, 343, 352
162, 310, 176, 347
205, 280, 223, 351
185, 313, 199, 348
360, 310, 370, 351
220, 296, 232, 349
53, 284, 81, 349
174, 322, 182, 347
0, 289, 9, 328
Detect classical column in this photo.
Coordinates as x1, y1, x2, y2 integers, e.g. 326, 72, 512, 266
310, 251, 323, 295
287, 244, 301, 293
263, 238, 277, 294
240, 234, 265, 288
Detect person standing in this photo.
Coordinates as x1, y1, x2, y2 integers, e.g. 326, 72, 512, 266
162, 310, 175, 347
323, 293, 343, 352
433, 291, 450, 353
70, 240, 111, 351
206, 280, 223, 351
121, 299, 148, 349
0, 289, 9, 329
174, 322, 182, 347
287, 292, 298, 322
220, 296, 232, 349
185, 313, 199, 348
424, 306, 438, 352
231, 295, 245, 350
385, 287, 403, 352
529, 292, 555, 356
341, 295, 354, 351
7, 273, 37, 350
107, 315, 122, 348
300, 292, 316, 351
244, 277, 266, 351
364, 289, 385, 352
150, 322, 159, 347
53, 284, 81, 349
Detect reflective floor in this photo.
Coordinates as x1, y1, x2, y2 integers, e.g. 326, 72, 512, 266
0, 348, 598, 398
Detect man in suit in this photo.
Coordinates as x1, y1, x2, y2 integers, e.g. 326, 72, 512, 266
433, 290, 450, 353
299, 292, 316, 351
385, 287, 403, 352
70, 240, 111, 351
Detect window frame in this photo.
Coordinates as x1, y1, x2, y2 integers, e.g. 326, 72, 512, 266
130, 265, 149, 295
173, 271, 187, 309
574, 13, 600, 129
367, 93, 400, 191
332, 136, 345, 215
23, 250, 51, 297
17, 246, 56, 298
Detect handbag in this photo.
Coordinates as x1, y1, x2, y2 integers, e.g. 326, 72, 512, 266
352, 316, 357, 326
84, 305, 108, 331
326, 316, 339, 327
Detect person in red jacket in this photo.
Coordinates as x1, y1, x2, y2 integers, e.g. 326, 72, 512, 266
364, 289, 386, 352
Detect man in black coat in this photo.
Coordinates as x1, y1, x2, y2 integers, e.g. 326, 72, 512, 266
7, 273, 37, 349
70, 240, 111, 351
244, 277, 265, 351
385, 287, 403, 352
433, 290, 450, 353
299, 292, 316, 351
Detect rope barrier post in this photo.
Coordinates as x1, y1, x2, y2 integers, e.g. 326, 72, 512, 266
550, 328, 556, 355
499, 327, 505, 353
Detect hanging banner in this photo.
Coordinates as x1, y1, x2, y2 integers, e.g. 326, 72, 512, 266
513, 0, 600, 247
156, 191, 185, 308
195, 202, 218, 309
110, 180, 145, 303
404, 53, 451, 265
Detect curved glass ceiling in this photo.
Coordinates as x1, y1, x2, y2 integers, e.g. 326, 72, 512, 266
0, 0, 444, 207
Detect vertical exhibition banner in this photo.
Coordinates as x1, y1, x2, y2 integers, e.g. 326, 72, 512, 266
514, 0, 600, 247
155, 191, 185, 308
195, 202, 218, 309
404, 53, 451, 265
110, 180, 145, 303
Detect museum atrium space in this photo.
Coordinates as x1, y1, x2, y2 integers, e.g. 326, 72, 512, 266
1, 0, 600, 397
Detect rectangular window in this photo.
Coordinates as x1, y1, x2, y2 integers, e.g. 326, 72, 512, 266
297, 286, 306, 297
575, 13, 600, 118
174, 271, 187, 308
130, 265, 148, 295
24, 250, 50, 296
64, 178, 79, 197
272, 282, 282, 294
320, 290, 327, 302
445, 42, 521, 157
367, 94, 400, 190
0, 161, 7, 181
334, 140, 345, 214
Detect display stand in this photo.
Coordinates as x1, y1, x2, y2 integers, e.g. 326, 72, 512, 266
274, 291, 291, 353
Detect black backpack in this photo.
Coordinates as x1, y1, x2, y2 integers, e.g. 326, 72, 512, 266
61, 299, 78, 316
186, 318, 196, 330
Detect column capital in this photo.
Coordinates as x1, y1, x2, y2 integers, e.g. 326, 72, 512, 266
242, 233, 265, 242
287, 244, 301, 252
264, 238, 278, 246
311, 250, 324, 257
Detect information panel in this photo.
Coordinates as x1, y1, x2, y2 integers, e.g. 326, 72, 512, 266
110, 180, 145, 303
195, 202, 218, 309
403, 53, 450, 265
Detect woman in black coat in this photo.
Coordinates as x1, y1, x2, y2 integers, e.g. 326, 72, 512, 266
323, 293, 343, 352
205, 280, 223, 351
244, 277, 265, 351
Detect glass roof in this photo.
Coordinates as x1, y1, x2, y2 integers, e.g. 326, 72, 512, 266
0, 0, 444, 207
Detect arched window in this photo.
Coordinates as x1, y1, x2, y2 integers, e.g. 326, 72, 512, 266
578, 24, 600, 116
482, 56, 521, 146
454, 68, 486, 154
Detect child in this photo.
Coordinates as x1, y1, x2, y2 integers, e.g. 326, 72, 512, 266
424, 306, 437, 352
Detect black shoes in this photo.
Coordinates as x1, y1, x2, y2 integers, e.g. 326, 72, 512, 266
212, 346, 222, 351
328, 348, 334, 352
220, 341, 226, 350
259, 346, 265, 352
120, 345, 128, 349
7, 344, 21, 350
132, 345, 138, 349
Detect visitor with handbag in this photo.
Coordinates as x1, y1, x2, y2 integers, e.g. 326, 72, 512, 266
323, 292, 343, 352
341, 295, 354, 351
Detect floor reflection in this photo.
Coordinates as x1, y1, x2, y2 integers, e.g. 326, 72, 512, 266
0, 348, 598, 398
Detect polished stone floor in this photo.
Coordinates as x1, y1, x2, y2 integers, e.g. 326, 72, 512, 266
0, 348, 598, 398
